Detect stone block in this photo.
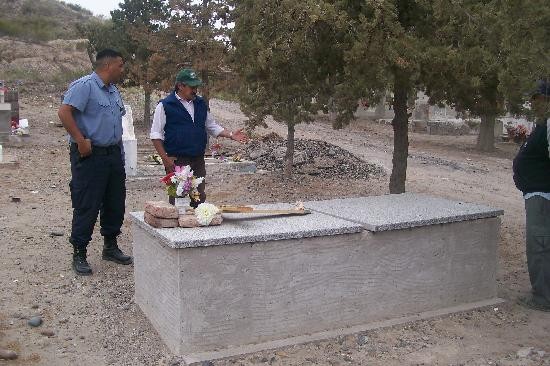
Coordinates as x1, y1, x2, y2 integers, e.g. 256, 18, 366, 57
143, 212, 179, 228
145, 201, 179, 219
178, 213, 223, 228
131, 197, 502, 362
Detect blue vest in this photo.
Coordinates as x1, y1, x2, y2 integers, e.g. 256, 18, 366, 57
161, 92, 208, 157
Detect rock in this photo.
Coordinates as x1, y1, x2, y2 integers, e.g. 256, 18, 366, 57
343, 355, 353, 362
40, 329, 55, 337
11, 197, 21, 203
144, 212, 179, 228
50, 231, 64, 237
201, 362, 214, 366
357, 334, 369, 346
31, 304, 39, 309
28, 316, 43, 327
293, 151, 309, 165
145, 201, 179, 219
0, 349, 18, 360
249, 148, 269, 160
517, 347, 534, 358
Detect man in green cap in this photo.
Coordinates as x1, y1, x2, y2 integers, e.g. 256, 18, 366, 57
150, 68, 248, 206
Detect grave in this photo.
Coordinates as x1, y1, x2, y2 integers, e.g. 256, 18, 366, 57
131, 156, 256, 181
130, 193, 503, 363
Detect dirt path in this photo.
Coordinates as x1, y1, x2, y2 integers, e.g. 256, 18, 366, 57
0, 94, 548, 366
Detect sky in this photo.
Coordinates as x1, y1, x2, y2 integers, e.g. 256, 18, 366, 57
64, 0, 120, 18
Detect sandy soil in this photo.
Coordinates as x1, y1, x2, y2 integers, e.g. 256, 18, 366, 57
0, 88, 548, 366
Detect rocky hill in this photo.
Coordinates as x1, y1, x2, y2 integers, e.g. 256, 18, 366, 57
0, 0, 95, 41
0, 0, 97, 87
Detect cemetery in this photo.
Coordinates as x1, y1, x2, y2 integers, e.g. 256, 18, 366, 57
0, 0, 549, 365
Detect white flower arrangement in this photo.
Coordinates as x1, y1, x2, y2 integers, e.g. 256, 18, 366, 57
194, 203, 220, 226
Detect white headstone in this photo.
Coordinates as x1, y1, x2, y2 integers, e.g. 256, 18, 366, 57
122, 104, 137, 176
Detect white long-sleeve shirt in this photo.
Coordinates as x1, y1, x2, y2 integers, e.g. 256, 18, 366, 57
149, 93, 224, 140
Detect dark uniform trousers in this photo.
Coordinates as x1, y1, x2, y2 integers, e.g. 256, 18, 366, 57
167, 155, 206, 208
69, 144, 126, 249
525, 196, 550, 306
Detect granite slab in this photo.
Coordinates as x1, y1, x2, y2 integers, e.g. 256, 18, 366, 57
304, 193, 504, 232
130, 203, 363, 248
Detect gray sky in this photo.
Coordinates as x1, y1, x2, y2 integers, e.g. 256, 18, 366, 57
64, 0, 120, 18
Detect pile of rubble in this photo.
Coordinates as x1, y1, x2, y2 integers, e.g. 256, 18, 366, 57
243, 134, 384, 180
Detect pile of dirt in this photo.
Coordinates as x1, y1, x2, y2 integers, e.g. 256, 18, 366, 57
244, 134, 385, 180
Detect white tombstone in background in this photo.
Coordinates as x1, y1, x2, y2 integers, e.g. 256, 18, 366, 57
122, 104, 137, 176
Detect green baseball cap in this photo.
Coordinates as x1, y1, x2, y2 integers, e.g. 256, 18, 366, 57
175, 68, 202, 87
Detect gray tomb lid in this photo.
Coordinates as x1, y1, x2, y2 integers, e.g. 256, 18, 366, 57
130, 203, 364, 249
304, 193, 504, 232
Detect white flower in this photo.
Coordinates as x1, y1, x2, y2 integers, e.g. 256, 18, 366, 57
176, 183, 185, 197
195, 203, 220, 226
192, 176, 205, 189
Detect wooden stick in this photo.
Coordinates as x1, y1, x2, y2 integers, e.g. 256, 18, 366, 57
219, 205, 310, 215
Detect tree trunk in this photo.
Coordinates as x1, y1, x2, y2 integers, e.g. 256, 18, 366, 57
389, 73, 410, 194
476, 114, 496, 152
143, 89, 151, 129
284, 123, 295, 178
201, 69, 210, 110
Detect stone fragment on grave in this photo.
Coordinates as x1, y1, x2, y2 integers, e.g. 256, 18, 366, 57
144, 212, 179, 228
122, 104, 137, 176
145, 201, 179, 219
178, 211, 223, 228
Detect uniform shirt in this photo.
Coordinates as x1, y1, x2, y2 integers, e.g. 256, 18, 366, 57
62, 72, 126, 146
149, 93, 224, 140
524, 118, 550, 201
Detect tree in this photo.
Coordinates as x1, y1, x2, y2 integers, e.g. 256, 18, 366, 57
232, 0, 346, 177
419, 0, 506, 152
328, 1, 442, 193
111, 0, 171, 127
499, 0, 550, 117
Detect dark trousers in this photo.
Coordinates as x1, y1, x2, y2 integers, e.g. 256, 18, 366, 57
69, 145, 126, 249
167, 155, 206, 208
525, 195, 550, 306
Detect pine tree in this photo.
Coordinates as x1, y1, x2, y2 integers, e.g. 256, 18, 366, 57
232, 0, 347, 177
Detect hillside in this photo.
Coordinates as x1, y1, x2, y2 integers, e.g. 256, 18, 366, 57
0, 0, 96, 42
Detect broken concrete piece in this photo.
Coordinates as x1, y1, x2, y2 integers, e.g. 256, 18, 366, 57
144, 212, 179, 228
145, 201, 179, 219
178, 213, 222, 228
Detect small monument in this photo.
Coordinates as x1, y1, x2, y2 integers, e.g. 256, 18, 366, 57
122, 104, 137, 176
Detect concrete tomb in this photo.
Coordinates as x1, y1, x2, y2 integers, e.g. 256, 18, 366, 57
130, 193, 503, 363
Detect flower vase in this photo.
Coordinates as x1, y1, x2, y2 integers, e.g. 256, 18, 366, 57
174, 196, 191, 214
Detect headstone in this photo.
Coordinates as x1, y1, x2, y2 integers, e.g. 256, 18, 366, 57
494, 120, 504, 139
0, 102, 11, 144
122, 104, 137, 176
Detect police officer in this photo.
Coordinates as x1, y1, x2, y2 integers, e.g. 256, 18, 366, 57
150, 68, 248, 206
513, 79, 550, 311
58, 49, 132, 276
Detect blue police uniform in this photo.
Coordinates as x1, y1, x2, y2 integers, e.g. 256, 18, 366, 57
62, 72, 126, 249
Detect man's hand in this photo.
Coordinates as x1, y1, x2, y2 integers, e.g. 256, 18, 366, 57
77, 138, 92, 158
231, 129, 249, 144
162, 156, 176, 173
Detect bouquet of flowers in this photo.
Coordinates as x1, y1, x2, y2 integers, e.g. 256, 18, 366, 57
160, 165, 204, 201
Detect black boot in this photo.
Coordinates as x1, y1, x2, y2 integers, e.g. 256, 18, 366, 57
102, 237, 133, 265
73, 247, 92, 276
